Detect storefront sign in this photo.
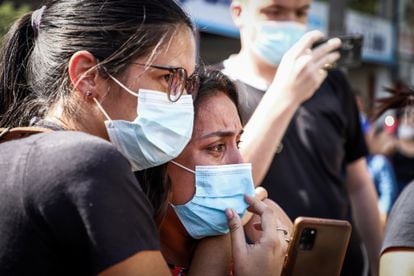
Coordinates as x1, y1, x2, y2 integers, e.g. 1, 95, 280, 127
178, 0, 328, 37
398, 0, 414, 58
345, 11, 395, 64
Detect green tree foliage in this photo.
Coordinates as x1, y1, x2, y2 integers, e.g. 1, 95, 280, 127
349, 0, 378, 14
318, 0, 378, 15
0, 2, 30, 42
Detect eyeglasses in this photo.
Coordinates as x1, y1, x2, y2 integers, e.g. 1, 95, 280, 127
133, 63, 200, 102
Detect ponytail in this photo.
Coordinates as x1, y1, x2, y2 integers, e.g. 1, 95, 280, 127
1, 0, 193, 128
0, 12, 38, 128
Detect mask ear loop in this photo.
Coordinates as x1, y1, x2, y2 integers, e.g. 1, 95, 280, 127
93, 97, 112, 122
107, 74, 139, 97
170, 160, 195, 174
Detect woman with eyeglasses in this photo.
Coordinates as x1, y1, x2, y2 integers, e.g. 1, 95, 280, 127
0, 1, 289, 275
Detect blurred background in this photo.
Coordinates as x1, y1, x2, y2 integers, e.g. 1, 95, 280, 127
1, 0, 413, 122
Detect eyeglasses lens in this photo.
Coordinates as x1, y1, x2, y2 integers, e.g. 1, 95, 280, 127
169, 69, 186, 101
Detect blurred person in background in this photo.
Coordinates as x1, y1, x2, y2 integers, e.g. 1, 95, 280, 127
356, 94, 398, 228
376, 86, 414, 276
389, 107, 414, 194
375, 86, 414, 197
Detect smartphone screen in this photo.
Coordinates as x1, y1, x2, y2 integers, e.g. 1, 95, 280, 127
281, 217, 352, 276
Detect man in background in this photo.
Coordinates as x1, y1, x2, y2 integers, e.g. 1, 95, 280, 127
217, 0, 383, 275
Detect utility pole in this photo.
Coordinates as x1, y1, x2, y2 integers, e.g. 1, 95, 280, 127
328, 0, 348, 36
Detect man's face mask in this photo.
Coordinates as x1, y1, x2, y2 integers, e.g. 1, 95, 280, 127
251, 21, 307, 66
169, 161, 255, 239
94, 73, 194, 171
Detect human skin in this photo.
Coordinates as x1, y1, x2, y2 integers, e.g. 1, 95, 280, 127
51, 25, 196, 276
45, 25, 196, 141
162, 91, 245, 268
230, 0, 341, 184
230, 0, 382, 275
161, 91, 290, 273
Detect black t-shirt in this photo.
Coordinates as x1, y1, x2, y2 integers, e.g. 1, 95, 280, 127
220, 65, 368, 275
382, 181, 414, 253
391, 150, 414, 191
232, 70, 367, 219
0, 131, 159, 275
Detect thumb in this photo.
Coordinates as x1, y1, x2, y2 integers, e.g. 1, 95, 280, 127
226, 208, 247, 260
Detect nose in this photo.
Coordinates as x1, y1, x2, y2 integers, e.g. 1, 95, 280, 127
286, 12, 298, 22
226, 147, 244, 164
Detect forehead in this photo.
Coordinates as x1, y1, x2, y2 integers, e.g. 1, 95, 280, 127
249, 0, 311, 11
193, 92, 241, 138
144, 26, 196, 75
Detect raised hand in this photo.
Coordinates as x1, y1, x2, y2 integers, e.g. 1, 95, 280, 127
227, 195, 289, 276
270, 30, 341, 105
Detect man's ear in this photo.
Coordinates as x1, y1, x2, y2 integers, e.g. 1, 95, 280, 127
230, 1, 244, 28
68, 50, 100, 99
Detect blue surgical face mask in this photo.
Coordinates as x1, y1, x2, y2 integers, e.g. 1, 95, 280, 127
252, 21, 307, 66
170, 161, 255, 239
95, 74, 194, 171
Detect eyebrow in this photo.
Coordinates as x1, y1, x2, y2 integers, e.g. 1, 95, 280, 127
197, 129, 244, 140
268, 4, 310, 11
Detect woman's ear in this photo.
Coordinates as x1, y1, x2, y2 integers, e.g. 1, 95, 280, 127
230, 1, 244, 28
68, 50, 100, 99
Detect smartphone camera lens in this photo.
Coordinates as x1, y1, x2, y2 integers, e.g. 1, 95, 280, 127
299, 228, 317, 250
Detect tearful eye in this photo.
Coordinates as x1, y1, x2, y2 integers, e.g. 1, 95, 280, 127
163, 74, 172, 83
213, 144, 225, 152
297, 11, 308, 18
207, 144, 226, 154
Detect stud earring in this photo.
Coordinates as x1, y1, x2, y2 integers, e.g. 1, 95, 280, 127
85, 91, 92, 98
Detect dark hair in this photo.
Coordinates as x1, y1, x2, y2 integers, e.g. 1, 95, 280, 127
135, 165, 169, 225
137, 68, 240, 223
373, 86, 414, 120
194, 68, 239, 115
0, 0, 193, 128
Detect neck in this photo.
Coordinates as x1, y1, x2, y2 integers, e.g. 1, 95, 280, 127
237, 48, 278, 86
159, 205, 197, 268
44, 100, 109, 140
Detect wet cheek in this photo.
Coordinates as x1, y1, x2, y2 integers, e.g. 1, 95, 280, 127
124, 99, 138, 121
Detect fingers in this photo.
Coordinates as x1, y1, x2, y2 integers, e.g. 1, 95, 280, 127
244, 195, 279, 243
283, 32, 341, 73
286, 30, 325, 59
241, 187, 268, 225
240, 210, 254, 226
226, 208, 247, 259
312, 37, 341, 61
245, 194, 268, 215
311, 38, 341, 70
254, 186, 268, 201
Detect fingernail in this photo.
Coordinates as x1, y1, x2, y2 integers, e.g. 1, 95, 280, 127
226, 208, 234, 219
328, 38, 341, 45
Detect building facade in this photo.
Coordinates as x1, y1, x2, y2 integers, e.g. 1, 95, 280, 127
179, 0, 399, 117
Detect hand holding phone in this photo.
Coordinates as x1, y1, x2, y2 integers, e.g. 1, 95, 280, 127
312, 34, 363, 68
